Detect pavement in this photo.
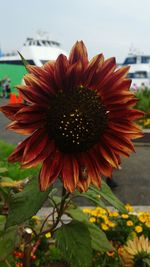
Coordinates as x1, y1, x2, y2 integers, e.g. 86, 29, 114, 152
0, 98, 150, 206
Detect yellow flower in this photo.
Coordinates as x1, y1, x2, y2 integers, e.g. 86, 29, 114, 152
45, 232, 51, 238
91, 210, 98, 217
121, 235, 150, 267
83, 208, 91, 214
145, 221, 150, 228
107, 221, 116, 228
126, 220, 134, 227
101, 223, 109, 231
121, 214, 129, 219
135, 225, 143, 233
125, 204, 134, 212
144, 118, 150, 126
89, 217, 96, 223
109, 211, 119, 217
138, 215, 146, 223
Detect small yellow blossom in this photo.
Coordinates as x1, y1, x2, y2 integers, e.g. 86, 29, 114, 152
144, 118, 150, 126
83, 208, 91, 214
125, 204, 134, 212
45, 232, 51, 238
121, 214, 129, 219
107, 221, 116, 228
138, 215, 146, 223
126, 220, 134, 227
135, 225, 143, 233
89, 217, 96, 223
145, 221, 150, 228
101, 223, 109, 231
109, 211, 119, 217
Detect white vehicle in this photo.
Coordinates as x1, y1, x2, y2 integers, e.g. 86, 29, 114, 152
0, 32, 68, 90
122, 53, 150, 89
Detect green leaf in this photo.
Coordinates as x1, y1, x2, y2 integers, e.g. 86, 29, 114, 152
143, 258, 150, 266
0, 226, 17, 261
91, 181, 126, 213
6, 177, 52, 228
0, 215, 6, 232
86, 222, 113, 252
76, 190, 106, 208
0, 167, 8, 174
18, 51, 29, 69
56, 220, 92, 267
65, 204, 88, 222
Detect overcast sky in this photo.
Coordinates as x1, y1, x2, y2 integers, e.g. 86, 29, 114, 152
1, 0, 150, 62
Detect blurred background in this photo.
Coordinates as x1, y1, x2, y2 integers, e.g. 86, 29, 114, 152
0, 0, 150, 205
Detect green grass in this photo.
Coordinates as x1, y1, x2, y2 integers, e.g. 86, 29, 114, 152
0, 140, 40, 180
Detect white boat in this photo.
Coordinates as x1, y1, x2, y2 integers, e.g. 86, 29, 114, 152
122, 53, 150, 89
0, 32, 68, 92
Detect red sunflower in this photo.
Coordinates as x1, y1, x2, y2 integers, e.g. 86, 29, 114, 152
0, 41, 144, 192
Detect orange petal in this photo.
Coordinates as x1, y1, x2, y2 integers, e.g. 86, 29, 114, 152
69, 41, 88, 68
101, 66, 130, 93
21, 139, 55, 169
17, 85, 51, 106
7, 120, 45, 135
14, 104, 46, 123
54, 54, 69, 91
109, 121, 142, 134
83, 54, 104, 87
97, 143, 119, 168
22, 129, 48, 164
88, 147, 113, 177
94, 57, 116, 90
103, 130, 135, 153
39, 150, 63, 191
109, 109, 145, 121
108, 98, 139, 110
0, 103, 26, 120
66, 61, 83, 89
103, 92, 135, 105
61, 155, 79, 192
8, 137, 30, 162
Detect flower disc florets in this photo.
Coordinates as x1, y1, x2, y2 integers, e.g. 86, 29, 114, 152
0, 40, 144, 192
47, 86, 107, 153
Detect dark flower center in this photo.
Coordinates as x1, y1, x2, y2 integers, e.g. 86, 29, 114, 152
47, 87, 108, 153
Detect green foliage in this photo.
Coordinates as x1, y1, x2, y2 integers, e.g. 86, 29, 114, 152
135, 89, 150, 113
76, 180, 126, 214
0, 226, 18, 261
56, 220, 92, 267
65, 205, 112, 253
0, 140, 40, 180
99, 180, 126, 213
0, 215, 6, 232
65, 204, 89, 223
6, 177, 52, 228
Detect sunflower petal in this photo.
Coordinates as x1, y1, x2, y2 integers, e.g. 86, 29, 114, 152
7, 120, 44, 135
83, 53, 104, 87
61, 155, 79, 192
0, 103, 26, 120
14, 104, 47, 123
21, 139, 55, 169
8, 137, 30, 162
54, 54, 69, 91
69, 41, 88, 68
22, 129, 48, 164
39, 150, 63, 191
